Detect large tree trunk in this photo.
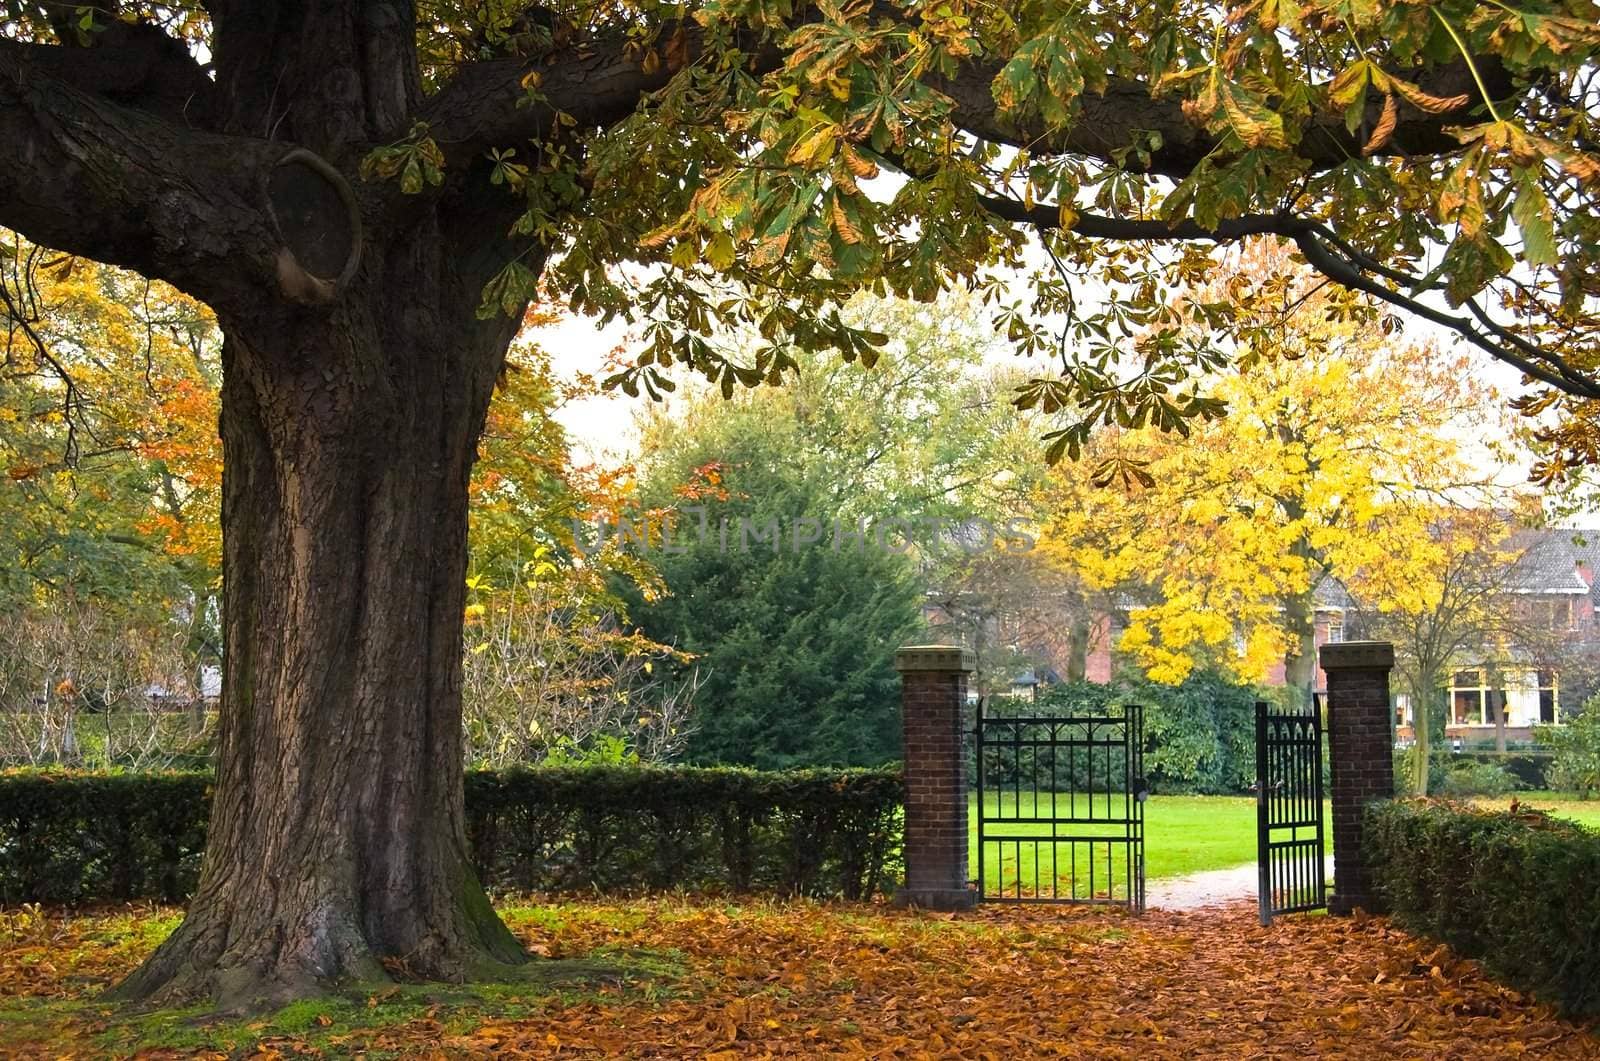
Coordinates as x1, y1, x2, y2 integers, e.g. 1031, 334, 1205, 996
113, 219, 533, 1009
1282, 589, 1318, 701
1063, 608, 1092, 683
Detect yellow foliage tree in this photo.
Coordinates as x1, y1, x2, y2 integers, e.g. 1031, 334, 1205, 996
1, 233, 220, 614
1036, 243, 1512, 694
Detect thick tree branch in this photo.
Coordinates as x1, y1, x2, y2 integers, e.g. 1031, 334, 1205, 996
936, 58, 1505, 178
976, 189, 1600, 400
0, 44, 299, 314
418, 39, 679, 164
0, 24, 215, 125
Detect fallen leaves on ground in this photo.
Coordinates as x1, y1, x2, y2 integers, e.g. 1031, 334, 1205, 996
1, 897, 1596, 1058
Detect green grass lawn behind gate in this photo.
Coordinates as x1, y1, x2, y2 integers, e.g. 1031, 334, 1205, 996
967, 794, 1332, 899
959, 791, 1600, 902
1472, 793, 1600, 830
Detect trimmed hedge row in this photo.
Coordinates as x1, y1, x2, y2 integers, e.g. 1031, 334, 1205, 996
1366, 799, 1600, 1016
0, 766, 903, 905
463, 766, 902, 899
1452, 751, 1554, 790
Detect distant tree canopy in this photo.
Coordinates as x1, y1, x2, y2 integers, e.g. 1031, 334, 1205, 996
1034, 245, 1512, 693
626, 301, 1021, 767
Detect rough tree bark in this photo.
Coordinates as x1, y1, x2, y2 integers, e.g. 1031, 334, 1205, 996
1, 4, 567, 1008
1283, 588, 1319, 700
1063, 611, 1092, 683
113, 210, 541, 1007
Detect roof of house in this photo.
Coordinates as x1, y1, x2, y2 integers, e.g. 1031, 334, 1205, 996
1312, 574, 1356, 610
1309, 526, 1600, 614
1509, 527, 1596, 595
1563, 528, 1600, 592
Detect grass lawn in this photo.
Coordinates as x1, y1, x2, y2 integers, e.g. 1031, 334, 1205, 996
1, 897, 1592, 1058
1472, 792, 1600, 830
964, 785, 1600, 899
967, 793, 1331, 899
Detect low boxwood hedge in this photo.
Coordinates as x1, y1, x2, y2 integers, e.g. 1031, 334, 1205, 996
0, 766, 903, 905
1366, 798, 1600, 1016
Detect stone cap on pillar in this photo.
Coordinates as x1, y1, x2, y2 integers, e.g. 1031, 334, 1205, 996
895, 644, 975, 673
1319, 641, 1395, 670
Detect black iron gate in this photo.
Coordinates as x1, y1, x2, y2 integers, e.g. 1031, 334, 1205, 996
975, 700, 1145, 910
1255, 697, 1327, 924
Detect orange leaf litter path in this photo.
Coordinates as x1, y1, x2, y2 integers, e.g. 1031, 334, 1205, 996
3, 897, 1597, 1058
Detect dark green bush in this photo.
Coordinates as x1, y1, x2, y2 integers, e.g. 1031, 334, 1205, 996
0, 771, 210, 905
1013, 671, 1259, 794
1455, 752, 1552, 791
1436, 760, 1522, 797
0, 766, 903, 905
1538, 708, 1600, 797
1366, 799, 1600, 1016
1393, 748, 1552, 795
462, 765, 902, 899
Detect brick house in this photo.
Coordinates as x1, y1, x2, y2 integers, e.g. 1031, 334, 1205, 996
1391, 528, 1600, 744
927, 527, 1600, 727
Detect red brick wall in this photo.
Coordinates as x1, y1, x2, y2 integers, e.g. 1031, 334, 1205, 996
1320, 642, 1396, 916
896, 646, 977, 910
1085, 614, 1113, 683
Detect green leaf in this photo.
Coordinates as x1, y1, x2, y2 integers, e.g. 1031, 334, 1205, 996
1512, 178, 1557, 268
1217, 79, 1287, 150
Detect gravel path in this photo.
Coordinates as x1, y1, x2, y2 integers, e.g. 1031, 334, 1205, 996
1148, 856, 1335, 911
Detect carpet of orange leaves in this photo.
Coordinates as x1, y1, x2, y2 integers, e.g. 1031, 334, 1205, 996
2, 897, 1597, 1058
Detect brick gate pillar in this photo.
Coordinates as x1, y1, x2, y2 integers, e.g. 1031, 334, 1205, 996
1320, 641, 1396, 916
894, 644, 977, 910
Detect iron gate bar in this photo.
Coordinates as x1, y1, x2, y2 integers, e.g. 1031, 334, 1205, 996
975, 699, 1145, 910
1255, 697, 1327, 925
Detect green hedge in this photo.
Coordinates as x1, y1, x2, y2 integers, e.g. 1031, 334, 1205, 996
462, 766, 901, 899
1366, 799, 1600, 1016
1452, 751, 1553, 790
0, 766, 903, 905
0, 772, 209, 905
997, 673, 1260, 795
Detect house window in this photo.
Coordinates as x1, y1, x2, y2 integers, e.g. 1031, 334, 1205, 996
1326, 615, 1344, 644
1539, 669, 1559, 724
1530, 597, 1573, 630
1450, 670, 1505, 726
1452, 670, 1483, 725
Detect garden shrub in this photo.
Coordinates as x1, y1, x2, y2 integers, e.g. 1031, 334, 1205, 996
1366, 799, 1600, 1016
1394, 747, 1550, 795
1435, 760, 1522, 797
1537, 707, 1600, 798
0, 771, 209, 905
0, 765, 903, 905
1021, 671, 1259, 794
1453, 752, 1551, 791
